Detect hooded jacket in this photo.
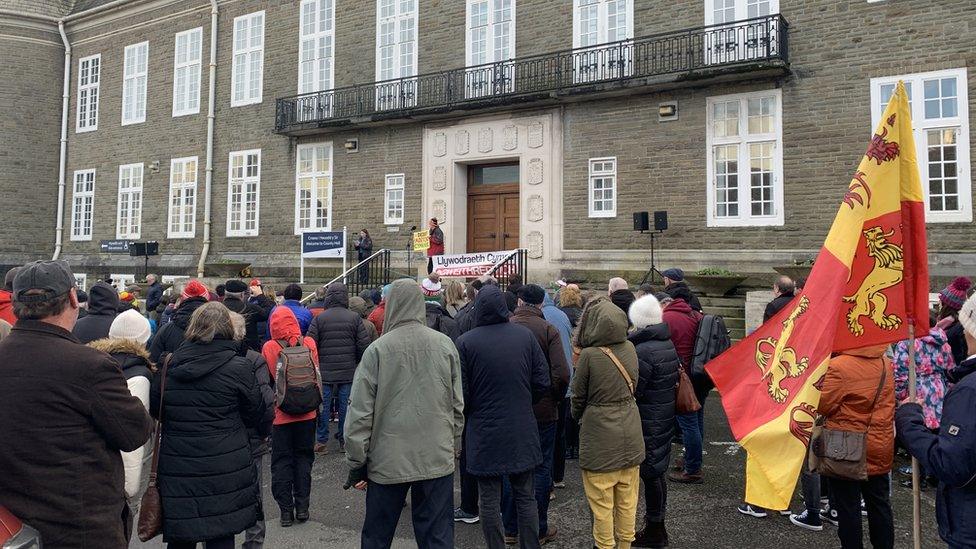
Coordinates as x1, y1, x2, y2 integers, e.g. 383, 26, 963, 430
307, 283, 371, 384
897, 356, 976, 547
818, 345, 895, 476
149, 337, 268, 542
891, 327, 955, 430
349, 296, 379, 342
426, 301, 461, 342
72, 282, 120, 344
88, 338, 154, 501
662, 299, 706, 398
262, 307, 319, 425
457, 286, 550, 476
542, 293, 574, 368
242, 347, 275, 455
454, 300, 476, 335
344, 279, 464, 484
0, 321, 153, 549
609, 288, 636, 316
148, 296, 208, 362
627, 323, 679, 478
511, 304, 570, 423
266, 300, 313, 340
368, 300, 387, 335
571, 299, 644, 473
0, 289, 14, 325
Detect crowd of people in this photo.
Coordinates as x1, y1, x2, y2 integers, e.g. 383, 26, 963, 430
0, 259, 973, 549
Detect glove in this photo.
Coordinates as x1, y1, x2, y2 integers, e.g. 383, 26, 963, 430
343, 466, 368, 490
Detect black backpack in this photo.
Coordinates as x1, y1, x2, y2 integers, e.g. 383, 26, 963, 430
274, 340, 323, 415
691, 314, 731, 387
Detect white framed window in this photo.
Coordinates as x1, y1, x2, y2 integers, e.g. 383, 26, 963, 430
870, 69, 972, 223
169, 156, 198, 238
122, 41, 148, 125
76, 54, 100, 132
116, 163, 143, 239
588, 157, 617, 218
74, 273, 87, 291
298, 0, 334, 94
572, 0, 633, 83
375, 0, 418, 110
465, 0, 515, 98
384, 174, 405, 225
706, 89, 784, 227
172, 28, 202, 117
232, 11, 265, 107
703, 0, 779, 64
71, 169, 95, 241
227, 149, 261, 236
294, 143, 333, 234
109, 274, 136, 293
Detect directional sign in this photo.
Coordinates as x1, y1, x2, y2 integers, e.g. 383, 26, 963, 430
100, 239, 132, 253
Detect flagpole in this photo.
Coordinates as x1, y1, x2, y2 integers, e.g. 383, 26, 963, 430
906, 319, 921, 549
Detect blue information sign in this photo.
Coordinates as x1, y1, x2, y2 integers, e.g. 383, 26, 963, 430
301, 231, 346, 258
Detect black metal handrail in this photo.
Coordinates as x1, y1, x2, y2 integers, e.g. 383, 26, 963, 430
486, 249, 528, 292
276, 15, 788, 132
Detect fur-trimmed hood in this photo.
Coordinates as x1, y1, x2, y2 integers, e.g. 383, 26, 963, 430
88, 338, 155, 375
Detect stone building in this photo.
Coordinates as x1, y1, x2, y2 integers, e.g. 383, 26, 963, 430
1, 0, 973, 287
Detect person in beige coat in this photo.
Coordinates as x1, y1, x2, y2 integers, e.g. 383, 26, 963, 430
571, 297, 645, 549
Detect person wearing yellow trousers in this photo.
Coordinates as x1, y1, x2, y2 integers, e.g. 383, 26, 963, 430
570, 297, 645, 549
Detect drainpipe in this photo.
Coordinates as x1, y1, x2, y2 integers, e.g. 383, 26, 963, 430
52, 21, 71, 260
197, 0, 218, 278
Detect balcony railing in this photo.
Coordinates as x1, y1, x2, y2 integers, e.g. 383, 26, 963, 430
276, 15, 789, 133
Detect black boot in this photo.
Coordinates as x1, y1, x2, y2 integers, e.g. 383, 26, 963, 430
645, 521, 669, 548
296, 508, 309, 523
280, 508, 295, 527
632, 521, 651, 547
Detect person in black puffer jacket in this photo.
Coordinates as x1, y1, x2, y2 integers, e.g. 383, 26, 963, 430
425, 300, 460, 342
72, 281, 119, 344
149, 302, 268, 549
306, 282, 370, 451
149, 280, 210, 362
627, 295, 679, 549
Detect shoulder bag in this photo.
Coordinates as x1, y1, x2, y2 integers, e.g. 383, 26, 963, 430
807, 365, 887, 481
675, 364, 702, 414
599, 346, 635, 395
137, 354, 171, 542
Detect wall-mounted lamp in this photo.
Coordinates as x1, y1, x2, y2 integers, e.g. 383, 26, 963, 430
149, 160, 160, 173
344, 138, 359, 153
658, 101, 678, 121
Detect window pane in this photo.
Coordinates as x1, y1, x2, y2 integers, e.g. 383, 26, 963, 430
926, 128, 960, 212
714, 144, 739, 217
471, 163, 519, 185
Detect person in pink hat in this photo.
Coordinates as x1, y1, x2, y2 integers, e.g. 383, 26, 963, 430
936, 276, 973, 367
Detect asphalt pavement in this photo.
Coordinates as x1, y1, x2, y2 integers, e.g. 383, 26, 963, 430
131, 396, 942, 548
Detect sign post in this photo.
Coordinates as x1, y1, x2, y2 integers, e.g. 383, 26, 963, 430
342, 226, 348, 284
301, 231, 347, 285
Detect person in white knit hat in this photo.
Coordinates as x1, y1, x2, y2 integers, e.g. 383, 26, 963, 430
88, 308, 154, 515
626, 295, 680, 547
896, 291, 976, 548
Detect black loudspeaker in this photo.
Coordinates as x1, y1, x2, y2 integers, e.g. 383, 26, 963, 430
146, 241, 159, 256
654, 211, 669, 231
633, 211, 650, 232
129, 242, 146, 257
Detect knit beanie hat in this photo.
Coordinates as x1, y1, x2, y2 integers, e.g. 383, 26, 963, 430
629, 294, 664, 329
109, 309, 152, 345
959, 291, 976, 339
421, 277, 442, 297
181, 279, 210, 301
939, 277, 972, 310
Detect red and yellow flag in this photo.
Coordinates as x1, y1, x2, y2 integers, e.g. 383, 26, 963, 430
706, 82, 929, 510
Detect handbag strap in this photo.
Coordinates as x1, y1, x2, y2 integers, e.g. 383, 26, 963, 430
600, 346, 634, 395
863, 363, 888, 430
148, 354, 172, 479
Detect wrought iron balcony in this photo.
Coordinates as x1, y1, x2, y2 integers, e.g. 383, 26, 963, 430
275, 14, 789, 135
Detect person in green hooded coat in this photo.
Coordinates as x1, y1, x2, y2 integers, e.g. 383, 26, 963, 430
343, 278, 465, 549
571, 297, 645, 549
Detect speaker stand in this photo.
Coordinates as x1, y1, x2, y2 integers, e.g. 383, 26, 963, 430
639, 230, 663, 286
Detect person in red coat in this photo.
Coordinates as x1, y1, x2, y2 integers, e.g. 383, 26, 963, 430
427, 218, 445, 274
0, 267, 19, 325
662, 295, 705, 484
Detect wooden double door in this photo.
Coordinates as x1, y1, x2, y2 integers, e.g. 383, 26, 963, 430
466, 162, 520, 253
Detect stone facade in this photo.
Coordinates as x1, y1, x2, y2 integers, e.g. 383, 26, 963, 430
1, 0, 974, 284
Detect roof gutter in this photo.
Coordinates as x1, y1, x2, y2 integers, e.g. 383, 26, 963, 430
197, 0, 219, 278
